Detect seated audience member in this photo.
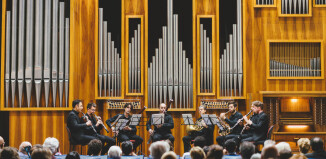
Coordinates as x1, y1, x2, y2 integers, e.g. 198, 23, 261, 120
30, 144, 43, 155
18, 141, 32, 158
305, 137, 326, 159
239, 142, 255, 159
297, 138, 310, 154
31, 148, 52, 159
149, 141, 170, 159
0, 147, 19, 159
190, 146, 206, 159
108, 146, 122, 159
250, 153, 261, 159
290, 154, 308, 159
275, 142, 292, 159
165, 139, 174, 151
194, 136, 206, 148
0, 136, 4, 150
202, 146, 210, 156
222, 139, 241, 159
261, 146, 278, 159
121, 141, 136, 156
87, 139, 102, 156
43, 137, 61, 156
65, 151, 80, 159
206, 145, 223, 159
161, 151, 178, 159
264, 139, 276, 147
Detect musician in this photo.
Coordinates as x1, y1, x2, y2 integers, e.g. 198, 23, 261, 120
182, 105, 214, 152
216, 101, 243, 147
106, 103, 143, 150
146, 103, 175, 143
84, 103, 115, 155
241, 101, 269, 144
67, 99, 98, 145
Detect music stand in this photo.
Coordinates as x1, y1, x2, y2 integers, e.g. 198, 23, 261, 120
201, 114, 212, 125
116, 119, 128, 130
129, 114, 142, 126
182, 114, 194, 125
151, 114, 164, 125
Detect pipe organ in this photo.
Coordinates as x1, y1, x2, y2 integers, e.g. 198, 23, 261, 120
148, 0, 193, 109
98, 8, 122, 97
200, 21, 212, 93
219, 0, 243, 97
256, 0, 274, 5
315, 0, 326, 4
282, 0, 309, 14
4, 0, 70, 107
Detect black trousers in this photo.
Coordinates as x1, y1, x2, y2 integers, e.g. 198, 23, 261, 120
216, 134, 239, 147
96, 134, 116, 155
152, 132, 175, 143
183, 135, 208, 153
118, 133, 143, 150
72, 134, 97, 145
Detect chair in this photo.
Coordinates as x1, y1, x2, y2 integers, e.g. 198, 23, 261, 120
255, 125, 274, 151
66, 126, 86, 154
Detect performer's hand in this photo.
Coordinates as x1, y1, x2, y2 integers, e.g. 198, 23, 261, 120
149, 129, 153, 135
202, 122, 208, 128
246, 120, 253, 125
156, 124, 163, 128
220, 113, 226, 119
86, 120, 92, 126
243, 116, 249, 122
123, 126, 132, 131
96, 120, 102, 127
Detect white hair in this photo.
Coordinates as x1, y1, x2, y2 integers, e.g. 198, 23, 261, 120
275, 142, 291, 153
43, 137, 60, 154
108, 146, 122, 158
19, 141, 32, 153
250, 153, 261, 159
149, 141, 170, 159
264, 140, 276, 147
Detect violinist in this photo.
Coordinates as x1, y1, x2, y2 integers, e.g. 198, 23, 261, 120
216, 101, 243, 147
67, 99, 98, 145
106, 103, 143, 151
84, 103, 115, 155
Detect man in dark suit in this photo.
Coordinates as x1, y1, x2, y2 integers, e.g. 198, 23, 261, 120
67, 99, 97, 145
216, 101, 243, 147
305, 137, 326, 159
241, 101, 269, 144
182, 105, 214, 152
146, 103, 174, 143
106, 103, 143, 150
84, 103, 115, 155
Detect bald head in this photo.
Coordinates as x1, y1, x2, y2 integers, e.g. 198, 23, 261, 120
0, 136, 4, 149
159, 103, 167, 113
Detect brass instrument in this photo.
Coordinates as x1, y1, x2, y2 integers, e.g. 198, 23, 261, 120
186, 119, 205, 135
217, 110, 231, 136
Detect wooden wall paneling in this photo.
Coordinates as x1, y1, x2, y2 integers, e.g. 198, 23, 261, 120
0, 0, 6, 110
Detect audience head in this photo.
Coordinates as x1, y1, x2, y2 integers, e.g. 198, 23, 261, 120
206, 145, 223, 159
43, 137, 60, 155
261, 146, 278, 159
224, 139, 237, 154
297, 138, 310, 154
66, 151, 80, 159
264, 139, 276, 147
0, 147, 19, 159
108, 146, 122, 159
190, 146, 206, 159
87, 139, 102, 156
165, 139, 174, 151
194, 136, 206, 148
30, 144, 43, 155
289, 154, 307, 159
250, 153, 261, 159
121, 141, 133, 156
19, 141, 32, 155
276, 141, 292, 159
161, 151, 178, 159
310, 137, 324, 152
31, 148, 52, 159
202, 146, 210, 155
240, 142, 255, 159
279, 149, 293, 159
0, 137, 4, 149
149, 141, 170, 159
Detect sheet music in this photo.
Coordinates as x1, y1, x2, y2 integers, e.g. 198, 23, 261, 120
151, 114, 164, 125
116, 119, 128, 130
201, 114, 212, 125
208, 114, 218, 125
129, 114, 142, 126
182, 114, 194, 125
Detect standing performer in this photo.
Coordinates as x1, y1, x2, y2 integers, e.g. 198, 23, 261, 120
216, 101, 243, 147
146, 103, 174, 143
67, 99, 98, 145
84, 103, 116, 155
106, 103, 143, 150
182, 105, 214, 152
241, 101, 269, 144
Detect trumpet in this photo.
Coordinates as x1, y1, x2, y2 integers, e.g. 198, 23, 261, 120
93, 113, 110, 133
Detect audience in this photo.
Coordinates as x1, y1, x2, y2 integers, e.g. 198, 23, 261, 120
290, 154, 308, 159
108, 146, 122, 159
43, 137, 61, 156
264, 139, 276, 147
30, 144, 43, 155
0, 147, 19, 159
161, 151, 178, 159
18, 141, 32, 158
297, 138, 310, 154
305, 137, 326, 159
149, 141, 170, 159
0, 137, 4, 150
194, 136, 206, 148
190, 146, 206, 159
222, 139, 241, 159
250, 153, 261, 159
87, 139, 102, 156
261, 146, 278, 159
65, 151, 80, 159
202, 146, 210, 155
276, 142, 292, 159
121, 141, 136, 156
165, 139, 174, 151
206, 145, 223, 159
239, 142, 255, 159
31, 148, 52, 159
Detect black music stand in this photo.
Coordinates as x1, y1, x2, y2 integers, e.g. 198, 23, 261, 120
182, 114, 195, 125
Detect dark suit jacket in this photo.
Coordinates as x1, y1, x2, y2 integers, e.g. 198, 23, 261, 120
67, 110, 88, 140
226, 111, 243, 134
305, 150, 326, 159
195, 117, 215, 145
146, 113, 174, 134
84, 113, 103, 135
248, 112, 269, 141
